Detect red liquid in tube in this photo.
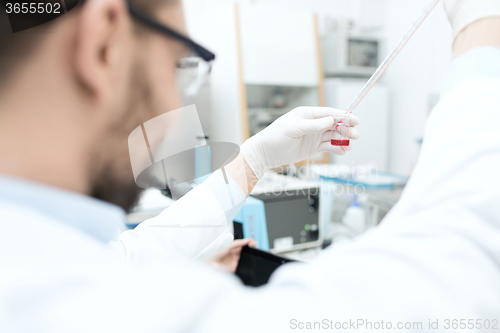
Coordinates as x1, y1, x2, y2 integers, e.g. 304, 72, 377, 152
331, 139, 350, 146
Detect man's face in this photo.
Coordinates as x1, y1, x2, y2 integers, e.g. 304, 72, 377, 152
89, 1, 190, 211
135, 2, 189, 115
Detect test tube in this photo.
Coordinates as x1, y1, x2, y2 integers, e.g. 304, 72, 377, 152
330, 116, 350, 147
330, 0, 440, 147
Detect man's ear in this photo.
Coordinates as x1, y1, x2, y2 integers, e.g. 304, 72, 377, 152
73, 0, 132, 102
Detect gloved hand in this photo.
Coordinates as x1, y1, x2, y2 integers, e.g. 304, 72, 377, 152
240, 107, 360, 179
443, 0, 500, 41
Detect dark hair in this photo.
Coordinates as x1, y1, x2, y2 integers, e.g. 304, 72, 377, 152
0, 0, 175, 89
0, 0, 46, 88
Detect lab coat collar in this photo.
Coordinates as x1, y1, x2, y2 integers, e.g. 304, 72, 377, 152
0, 175, 125, 243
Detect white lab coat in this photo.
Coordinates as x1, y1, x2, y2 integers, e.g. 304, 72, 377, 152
2, 67, 500, 332
114, 171, 246, 265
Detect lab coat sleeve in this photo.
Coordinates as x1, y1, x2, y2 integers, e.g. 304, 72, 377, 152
379, 77, 500, 254
112, 170, 247, 265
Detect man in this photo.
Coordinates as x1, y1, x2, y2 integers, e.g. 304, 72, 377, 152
0, 0, 357, 265
0, 0, 357, 330
1, 0, 499, 331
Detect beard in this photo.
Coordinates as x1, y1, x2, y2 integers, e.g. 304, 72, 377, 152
89, 161, 144, 213
89, 63, 152, 213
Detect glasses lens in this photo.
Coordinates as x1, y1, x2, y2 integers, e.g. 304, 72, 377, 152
176, 56, 211, 105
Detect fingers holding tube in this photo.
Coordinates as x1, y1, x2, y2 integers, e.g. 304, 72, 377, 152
297, 107, 360, 127
338, 124, 360, 139
294, 107, 359, 156
319, 141, 352, 154
320, 142, 347, 155
319, 131, 352, 154
298, 107, 339, 119
295, 117, 335, 135
330, 130, 352, 149
347, 114, 360, 127
320, 126, 359, 143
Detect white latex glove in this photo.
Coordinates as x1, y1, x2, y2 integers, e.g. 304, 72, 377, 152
240, 107, 360, 179
443, 0, 500, 40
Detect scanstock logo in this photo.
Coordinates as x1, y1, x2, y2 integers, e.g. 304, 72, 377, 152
2, 0, 81, 33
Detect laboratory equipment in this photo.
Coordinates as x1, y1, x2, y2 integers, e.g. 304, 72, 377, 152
271, 87, 287, 108
251, 174, 321, 253
311, 164, 406, 244
233, 196, 270, 251
342, 198, 366, 235
330, 116, 351, 146
331, 139, 351, 147
331, 0, 441, 146
360, 190, 403, 228
246, 85, 318, 137
322, 32, 381, 77
315, 166, 408, 190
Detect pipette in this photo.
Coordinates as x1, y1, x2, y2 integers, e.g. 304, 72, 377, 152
331, 0, 441, 146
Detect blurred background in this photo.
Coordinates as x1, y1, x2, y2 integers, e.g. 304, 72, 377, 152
183, 0, 452, 174
132, 0, 453, 257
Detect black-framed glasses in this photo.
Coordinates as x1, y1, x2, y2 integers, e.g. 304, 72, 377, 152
128, 2, 215, 104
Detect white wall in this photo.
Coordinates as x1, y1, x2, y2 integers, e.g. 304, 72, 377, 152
184, 0, 363, 35
382, 0, 452, 174
184, 4, 244, 145
184, 0, 361, 18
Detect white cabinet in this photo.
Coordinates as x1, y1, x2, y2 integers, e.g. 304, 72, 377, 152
185, 3, 324, 145
239, 4, 319, 87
